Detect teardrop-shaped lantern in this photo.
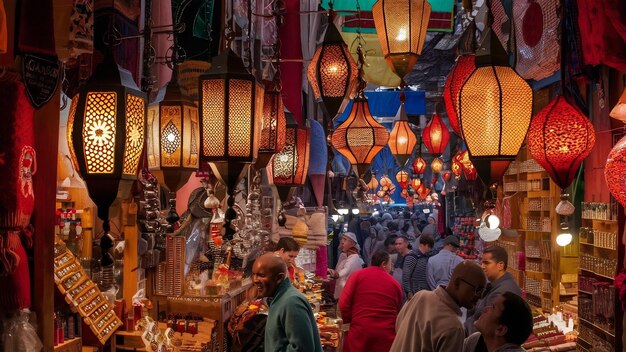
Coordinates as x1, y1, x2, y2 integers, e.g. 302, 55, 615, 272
372, 0, 432, 79
389, 101, 417, 166
412, 156, 427, 175
443, 55, 475, 135
396, 169, 409, 190
331, 93, 390, 177
605, 135, 626, 207
422, 113, 450, 156
308, 19, 359, 120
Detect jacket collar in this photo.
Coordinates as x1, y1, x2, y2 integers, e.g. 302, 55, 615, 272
269, 278, 292, 307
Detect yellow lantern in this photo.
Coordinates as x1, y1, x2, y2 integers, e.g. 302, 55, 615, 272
147, 68, 199, 193
372, 0, 432, 79
431, 157, 444, 173
67, 55, 146, 227
198, 48, 263, 193
388, 101, 417, 166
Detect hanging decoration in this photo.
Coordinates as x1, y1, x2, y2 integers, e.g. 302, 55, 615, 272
307, 9, 358, 121
606, 135, 626, 207
331, 47, 389, 177
416, 183, 430, 200
308, 119, 328, 207
458, 25, 533, 175
256, 88, 287, 169
395, 169, 409, 190
388, 99, 417, 167
430, 157, 444, 173
410, 178, 421, 191
441, 170, 451, 195
412, 156, 427, 175
367, 176, 379, 192
375, 175, 396, 204
527, 96, 595, 216
372, 0, 432, 79
422, 112, 450, 156
610, 88, 626, 123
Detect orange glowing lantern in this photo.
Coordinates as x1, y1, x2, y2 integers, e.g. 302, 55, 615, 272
431, 157, 444, 173
388, 101, 417, 166
412, 156, 427, 175
422, 113, 450, 156
396, 169, 410, 189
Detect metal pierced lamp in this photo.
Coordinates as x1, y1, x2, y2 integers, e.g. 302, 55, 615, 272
527, 96, 595, 215
458, 30, 533, 162
389, 101, 417, 166
256, 88, 287, 168
270, 113, 311, 203
307, 17, 358, 121
147, 67, 199, 193
67, 54, 146, 233
422, 112, 450, 156
372, 0, 432, 79
198, 48, 263, 194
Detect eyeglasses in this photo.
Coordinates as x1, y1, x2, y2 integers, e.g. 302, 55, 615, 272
459, 278, 485, 296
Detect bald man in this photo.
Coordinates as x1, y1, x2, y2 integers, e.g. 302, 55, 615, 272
252, 253, 322, 352
390, 260, 487, 352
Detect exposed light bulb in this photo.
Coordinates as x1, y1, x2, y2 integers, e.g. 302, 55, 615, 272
167, 133, 176, 142
338, 208, 349, 215
487, 214, 500, 229
396, 28, 407, 41
556, 232, 573, 247
351, 208, 360, 215
331, 215, 339, 222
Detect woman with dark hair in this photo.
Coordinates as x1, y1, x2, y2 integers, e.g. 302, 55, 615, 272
274, 237, 303, 282
338, 250, 403, 352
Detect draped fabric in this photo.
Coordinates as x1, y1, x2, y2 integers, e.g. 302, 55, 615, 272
279, 0, 303, 124
0, 0, 5, 54
301, 0, 323, 122
18, 0, 56, 56
577, 0, 626, 71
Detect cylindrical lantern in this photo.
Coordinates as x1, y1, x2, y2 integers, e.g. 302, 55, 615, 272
331, 94, 389, 177
396, 169, 409, 189
458, 32, 533, 161
307, 20, 358, 120
606, 135, 626, 207
372, 0, 432, 79
527, 96, 595, 190
422, 113, 450, 155
389, 102, 417, 166
431, 157, 444, 173
256, 89, 287, 168
198, 48, 263, 193
147, 68, 200, 193
68, 56, 146, 225
412, 156, 426, 175
270, 113, 311, 202
443, 55, 475, 135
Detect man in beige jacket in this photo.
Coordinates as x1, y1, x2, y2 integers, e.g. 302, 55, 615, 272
390, 260, 486, 352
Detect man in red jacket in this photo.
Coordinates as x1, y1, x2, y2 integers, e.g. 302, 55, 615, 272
339, 250, 403, 352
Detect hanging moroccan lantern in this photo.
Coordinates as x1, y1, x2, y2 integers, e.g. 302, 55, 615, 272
443, 55, 475, 135
396, 169, 410, 189
422, 113, 450, 156
199, 48, 263, 193
527, 96, 595, 215
331, 93, 389, 177
147, 67, 199, 193
389, 101, 417, 166
256, 88, 287, 168
606, 135, 626, 207
270, 113, 311, 202
431, 157, 444, 173
458, 30, 533, 161
410, 178, 421, 190
412, 156, 427, 175
372, 0, 432, 79
307, 17, 358, 120
68, 54, 146, 230
610, 88, 626, 123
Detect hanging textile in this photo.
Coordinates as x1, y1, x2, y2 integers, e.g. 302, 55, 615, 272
577, 0, 626, 71
513, 0, 560, 81
279, 0, 303, 124
0, 0, 6, 54
17, 0, 56, 56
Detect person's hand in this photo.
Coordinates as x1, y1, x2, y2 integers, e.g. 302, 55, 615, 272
327, 269, 338, 279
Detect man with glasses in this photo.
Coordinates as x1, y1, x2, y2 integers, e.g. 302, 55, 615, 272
390, 260, 486, 352
462, 292, 533, 352
465, 246, 523, 335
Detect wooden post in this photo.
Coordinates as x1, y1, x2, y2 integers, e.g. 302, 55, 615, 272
123, 204, 139, 311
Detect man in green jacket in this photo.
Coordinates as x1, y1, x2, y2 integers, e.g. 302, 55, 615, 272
252, 253, 322, 352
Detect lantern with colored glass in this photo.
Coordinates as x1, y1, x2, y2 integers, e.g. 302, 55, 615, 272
458, 29, 532, 185
147, 67, 199, 195
67, 54, 146, 266
270, 113, 311, 205
527, 96, 595, 215
412, 156, 427, 175
372, 0, 431, 79
422, 113, 450, 156
389, 101, 417, 167
256, 87, 287, 168
605, 135, 626, 207
307, 14, 358, 121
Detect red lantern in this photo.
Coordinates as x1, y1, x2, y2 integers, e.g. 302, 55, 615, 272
442, 170, 451, 182
451, 157, 463, 177
412, 156, 427, 175
606, 135, 626, 206
443, 55, 475, 135
410, 178, 421, 190
417, 183, 430, 200
464, 162, 478, 181
422, 113, 450, 155
527, 96, 595, 190
396, 169, 409, 189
